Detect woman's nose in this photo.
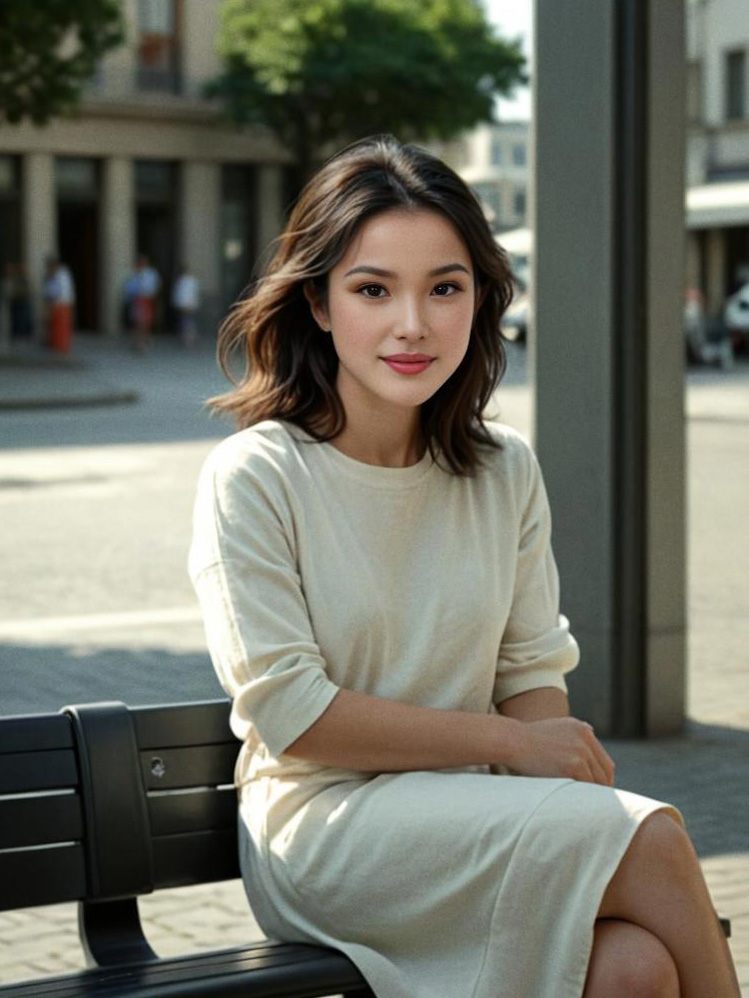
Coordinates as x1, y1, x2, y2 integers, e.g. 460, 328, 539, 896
397, 297, 425, 339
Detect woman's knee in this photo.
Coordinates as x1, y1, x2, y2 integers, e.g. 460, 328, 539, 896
584, 919, 679, 998
602, 810, 701, 915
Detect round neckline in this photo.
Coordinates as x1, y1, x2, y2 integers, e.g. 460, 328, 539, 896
280, 420, 439, 489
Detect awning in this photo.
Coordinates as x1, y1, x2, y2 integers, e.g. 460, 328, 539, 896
495, 226, 532, 254
686, 181, 749, 229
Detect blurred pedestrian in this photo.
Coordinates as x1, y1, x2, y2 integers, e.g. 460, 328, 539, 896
132, 254, 161, 353
172, 265, 201, 347
44, 257, 75, 354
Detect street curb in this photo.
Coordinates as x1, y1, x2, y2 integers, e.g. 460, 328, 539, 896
0, 390, 140, 411
0, 355, 90, 371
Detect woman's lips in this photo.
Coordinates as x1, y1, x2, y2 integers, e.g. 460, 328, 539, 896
381, 355, 435, 375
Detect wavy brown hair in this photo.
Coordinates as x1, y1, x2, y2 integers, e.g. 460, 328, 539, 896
210, 134, 515, 475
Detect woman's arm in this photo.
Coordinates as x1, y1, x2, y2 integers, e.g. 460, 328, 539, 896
498, 686, 570, 722
285, 686, 615, 785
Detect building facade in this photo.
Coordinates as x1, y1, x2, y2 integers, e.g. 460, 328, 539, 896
431, 121, 530, 235
686, 0, 749, 315
0, 0, 292, 341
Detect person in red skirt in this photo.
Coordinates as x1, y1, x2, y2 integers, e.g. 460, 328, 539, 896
132, 254, 161, 353
43, 257, 75, 354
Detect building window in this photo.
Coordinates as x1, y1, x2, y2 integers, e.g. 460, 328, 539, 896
687, 60, 702, 124
56, 158, 98, 199
472, 182, 502, 231
137, 0, 181, 93
513, 189, 526, 219
511, 143, 526, 167
725, 49, 746, 121
490, 137, 503, 167
0, 155, 19, 195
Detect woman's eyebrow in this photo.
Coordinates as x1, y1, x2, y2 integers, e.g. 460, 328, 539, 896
344, 263, 471, 278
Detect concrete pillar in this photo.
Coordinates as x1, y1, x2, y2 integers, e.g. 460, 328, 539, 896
705, 228, 726, 318
256, 165, 285, 273
22, 153, 56, 343
180, 161, 221, 338
534, 0, 687, 736
100, 157, 135, 337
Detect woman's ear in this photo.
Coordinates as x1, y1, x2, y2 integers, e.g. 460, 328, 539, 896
303, 279, 330, 332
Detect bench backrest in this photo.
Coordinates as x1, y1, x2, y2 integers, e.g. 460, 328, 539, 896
0, 699, 240, 912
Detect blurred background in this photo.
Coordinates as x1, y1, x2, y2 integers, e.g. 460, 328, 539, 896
0, 0, 747, 990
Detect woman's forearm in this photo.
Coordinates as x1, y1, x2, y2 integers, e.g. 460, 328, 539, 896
498, 686, 570, 722
284, 687, 525, 772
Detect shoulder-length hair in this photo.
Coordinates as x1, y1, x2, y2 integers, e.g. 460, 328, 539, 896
209, 134, 515, 475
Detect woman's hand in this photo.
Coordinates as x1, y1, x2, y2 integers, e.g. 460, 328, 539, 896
506, 717, 615, 786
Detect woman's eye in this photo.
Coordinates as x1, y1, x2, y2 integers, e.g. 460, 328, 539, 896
359, 284, 387, 298
433, 282, 460, 296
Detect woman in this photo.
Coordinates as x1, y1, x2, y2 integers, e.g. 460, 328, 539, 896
189, 135, 739, 998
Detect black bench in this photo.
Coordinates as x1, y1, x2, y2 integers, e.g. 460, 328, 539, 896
0, 699, 374, 998
0, 700, 731, 998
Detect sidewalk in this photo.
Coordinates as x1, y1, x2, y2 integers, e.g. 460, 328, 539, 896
0, 339, 139, 410
1, 335, 747, 994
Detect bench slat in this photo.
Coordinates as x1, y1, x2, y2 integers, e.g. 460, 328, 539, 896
0, 843, 87, 910
148, 786, 237, 836
0, 940, 366, 998
0, 793, 83, 849
140, 744, 238, 791
152, 828, 240, 888
0, 712, 73, 753
0, 749, 78, 794
132, 700, 232, 749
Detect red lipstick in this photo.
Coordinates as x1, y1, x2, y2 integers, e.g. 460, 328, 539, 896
381, 354, 435, 375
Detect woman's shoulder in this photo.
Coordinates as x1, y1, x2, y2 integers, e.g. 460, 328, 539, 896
480, 420, 537, 477
198, 420, 303, 495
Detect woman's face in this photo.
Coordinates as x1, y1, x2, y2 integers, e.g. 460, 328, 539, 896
304, 207, 479, 422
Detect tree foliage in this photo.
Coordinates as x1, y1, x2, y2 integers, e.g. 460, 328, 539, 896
209, 0, 526, 185
0, 0, 124, 126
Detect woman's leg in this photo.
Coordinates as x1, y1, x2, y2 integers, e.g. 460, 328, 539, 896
584, 919, 679, 998
597, 812, 740, 998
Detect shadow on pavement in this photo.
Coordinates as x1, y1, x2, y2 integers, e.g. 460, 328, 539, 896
1, 642, 225, 716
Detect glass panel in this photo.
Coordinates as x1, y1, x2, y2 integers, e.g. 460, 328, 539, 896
137, 0, 180, 91
726, 50, 746, 121
135, 161, 174, 199
490, 137, 503, 166
0, 156, 18, 194
56, 158, 98, 194
139, 0, 174, 35
511, 144, 527, 166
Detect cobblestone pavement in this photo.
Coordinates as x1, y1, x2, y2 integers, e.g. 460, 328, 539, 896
1, 342, 747, 994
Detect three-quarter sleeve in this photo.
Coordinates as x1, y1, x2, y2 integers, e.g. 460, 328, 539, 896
188, 442, 340, 758
493, 441, 580, 705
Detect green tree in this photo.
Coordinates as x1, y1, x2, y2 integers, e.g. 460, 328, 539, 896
0, 0, 124, 125
209, 0, 526, 188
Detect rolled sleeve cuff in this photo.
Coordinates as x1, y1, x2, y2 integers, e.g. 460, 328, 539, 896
232, 665, 341, 758
494, 622, 579, 705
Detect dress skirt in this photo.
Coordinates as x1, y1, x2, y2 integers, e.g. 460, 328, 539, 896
237, 769, 682, 998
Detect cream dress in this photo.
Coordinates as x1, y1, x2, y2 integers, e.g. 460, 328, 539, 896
189, 419, 679, 998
